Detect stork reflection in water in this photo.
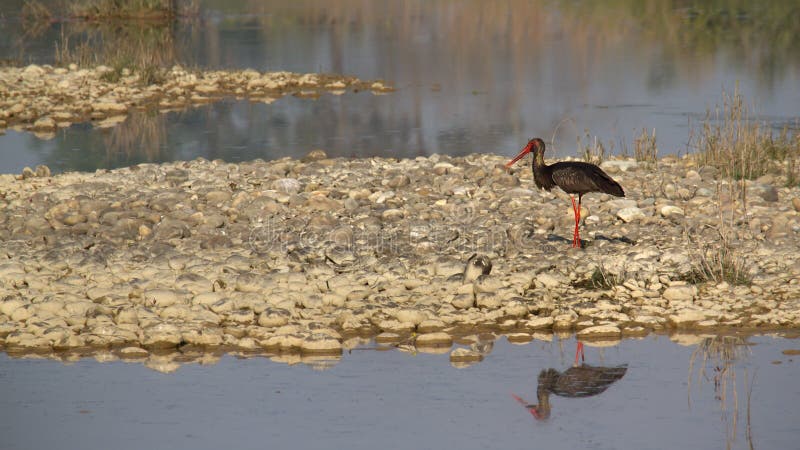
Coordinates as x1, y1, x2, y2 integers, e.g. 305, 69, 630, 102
513, 343, 627, 420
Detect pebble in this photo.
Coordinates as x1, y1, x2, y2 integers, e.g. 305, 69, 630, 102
660, 205, 685, 218
415, 332, 453, 346
525, 316, 554, 330
300, 334, 342, 354
617, 207, 646, 223
535, 273, 564, 289
669, 310, 707, 328
577, 325, 622, 338
663, 285, 696, 303
142, 289, 181, 307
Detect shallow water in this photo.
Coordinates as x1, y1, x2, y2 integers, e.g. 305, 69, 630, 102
1, 334, 798, 450
1, 1, 800, 173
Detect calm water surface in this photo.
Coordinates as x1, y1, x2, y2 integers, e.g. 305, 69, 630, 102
1, 334, 799, 450
1, 1, 799, 172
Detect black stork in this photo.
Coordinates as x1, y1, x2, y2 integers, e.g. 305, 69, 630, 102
512, 344, 627, 420
505, 138, 625, 248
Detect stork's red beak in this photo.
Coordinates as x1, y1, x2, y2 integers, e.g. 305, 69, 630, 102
512, 394, 544, 420
505, 141, 533, 169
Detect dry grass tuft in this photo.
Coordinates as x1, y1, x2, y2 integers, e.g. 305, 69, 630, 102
54, 26, 175, 85
687, 240, 753, 286
693, 85, 800, 183
578, 130, 610, 164
573, 262, 626, 290
633, 127, 658, 163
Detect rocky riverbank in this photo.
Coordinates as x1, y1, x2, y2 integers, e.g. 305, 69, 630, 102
0, 64, 392, 137
1, 152, 799, 368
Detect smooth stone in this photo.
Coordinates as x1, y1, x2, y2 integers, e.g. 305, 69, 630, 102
415, 332, 453, 346
475, 293, 502, 309
600, 160, 638, 172
395, 309, 428, 325
225, 309, 255, 324
450, 294, 474, 309
118, 346, 150, 358
525, 316, 554, 330
141, 323, 182, 347
660, 205, 685, 218
193, 292, 224, 307
669, 310, 707, 328
0, 299, 26, 317
577, 325, 622, 338
606, 199, 638, 210
300, 334, 342, 354
536, 273, 564, 289
272, 178, 302, 194
32, 117, 56, 131
417, 319, 446, 333
142, 289, 181, 307
258, 308, 291, 327
506, 333, 533, 343
617, 207, 646, 223
663, 285, 696, 303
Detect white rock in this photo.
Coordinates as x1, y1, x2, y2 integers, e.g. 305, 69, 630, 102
160, 305, 193, 320
193, 292, 224, 307
118, 346, 149, 357
141, 323, 182, 347
226, 309, 255, 324
669, 310, 707, 327
451, 294, 474, 309
272, 178, 302, 194
395, 309, 428, 325
143, 289, 180, 307
617, 207, 646, 223
257, 308, 291, 327
525, 316, 554, 329
504, 300, 530, 317
209, 298, 235, 314
475, 294, 502, 309
660, 205, 685, 218
0, 298, 25, 317
415, 332, 453, 346
663, 285, 696, 303
322, 293, 346, 307
301, 334, 342, 354
536, 273, 564, 289
92, 101, 128, 114
606, 199, 638, 210
600, 160, 639, 172
577, 325, 621, 338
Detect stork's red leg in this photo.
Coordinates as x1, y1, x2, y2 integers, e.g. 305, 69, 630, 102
574, 341, 585, 365
575, 194, 583, 248
570, 196, 580, 247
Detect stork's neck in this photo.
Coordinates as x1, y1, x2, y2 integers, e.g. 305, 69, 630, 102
532, 150, 546, 170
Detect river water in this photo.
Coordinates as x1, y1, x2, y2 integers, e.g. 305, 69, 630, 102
1, 334, 799, 450
1, 1, 799, 172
